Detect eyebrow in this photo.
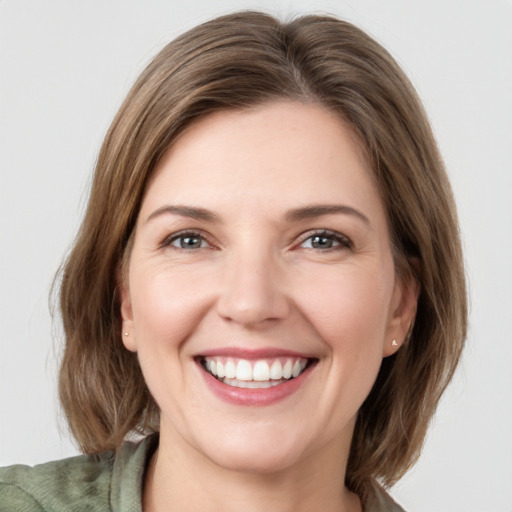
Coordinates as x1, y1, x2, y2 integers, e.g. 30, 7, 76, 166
145, 205, 219, 224
284, 204, 371, 225
145, 203, 370, 226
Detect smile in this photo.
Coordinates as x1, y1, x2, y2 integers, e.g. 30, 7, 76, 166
201, 356, 310, 389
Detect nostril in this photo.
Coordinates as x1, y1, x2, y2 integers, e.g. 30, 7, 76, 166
216, 294, 290, 327
215, 264, 290, 326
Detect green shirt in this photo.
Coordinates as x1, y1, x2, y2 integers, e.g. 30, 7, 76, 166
0, 435, 156, 511
0, 435, 405, 511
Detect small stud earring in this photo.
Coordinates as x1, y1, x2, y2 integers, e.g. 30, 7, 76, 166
124, 332, 129, 336
392, 339, 398, 347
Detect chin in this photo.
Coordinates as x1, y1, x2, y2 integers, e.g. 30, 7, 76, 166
208, 447, 302, 475
196, 424, 307, 475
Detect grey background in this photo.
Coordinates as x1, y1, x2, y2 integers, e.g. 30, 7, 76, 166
1, 1, 511, 510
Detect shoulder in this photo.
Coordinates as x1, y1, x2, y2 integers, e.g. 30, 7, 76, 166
0, 434, 157, 512
0, 450, 114, 511
364, 481, 407, 512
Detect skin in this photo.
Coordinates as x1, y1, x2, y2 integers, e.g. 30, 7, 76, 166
120, 101, 418, 512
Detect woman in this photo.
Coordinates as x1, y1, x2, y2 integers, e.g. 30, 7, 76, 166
0, 11, 466, 512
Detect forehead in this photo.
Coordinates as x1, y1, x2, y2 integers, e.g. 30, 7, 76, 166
139, 101, 386, 227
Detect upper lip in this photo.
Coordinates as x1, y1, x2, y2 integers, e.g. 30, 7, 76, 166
197, 347, 317, 360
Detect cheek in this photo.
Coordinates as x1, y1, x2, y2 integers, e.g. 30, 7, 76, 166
295, 264, 393, 350
130, 267, 212, 351
288, 265, 394, 436
128, 268, 215, 413
293, 263, 393, 408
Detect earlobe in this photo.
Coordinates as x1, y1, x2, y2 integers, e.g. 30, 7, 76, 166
121, 324, 137, 352
383, 271, 420, 357
118, 272, 137, 352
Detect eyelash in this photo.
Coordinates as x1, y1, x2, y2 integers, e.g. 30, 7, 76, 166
161, 229, 352, 252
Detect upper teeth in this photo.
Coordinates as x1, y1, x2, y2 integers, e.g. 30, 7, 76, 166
204, 357, 308, 382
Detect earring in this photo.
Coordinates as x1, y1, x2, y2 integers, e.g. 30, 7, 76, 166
124, 332, 129, 336
392, 339, 398, 347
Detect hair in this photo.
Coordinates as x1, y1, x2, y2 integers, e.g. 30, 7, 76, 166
58, 10, 467, 498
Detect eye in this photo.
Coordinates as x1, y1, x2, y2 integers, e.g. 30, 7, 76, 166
299, 230, 352, 250
165, 231, 209, 250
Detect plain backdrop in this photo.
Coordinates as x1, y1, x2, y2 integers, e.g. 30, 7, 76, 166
1, 1, 511, 511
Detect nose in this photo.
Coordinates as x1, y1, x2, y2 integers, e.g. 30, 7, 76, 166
216, 248, 290, 328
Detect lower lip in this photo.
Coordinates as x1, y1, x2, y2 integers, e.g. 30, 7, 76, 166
198, 362, 315, 407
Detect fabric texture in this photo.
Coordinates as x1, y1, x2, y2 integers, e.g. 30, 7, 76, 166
0, 435, 405, 511
0, 435, 156, 512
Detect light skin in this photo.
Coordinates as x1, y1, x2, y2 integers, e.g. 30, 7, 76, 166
120, 101, 418, 512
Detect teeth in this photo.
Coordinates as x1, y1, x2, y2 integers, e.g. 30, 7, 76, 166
236, 360, 252, 381
282, 359, 293, 379
270, 360, 283, 380
253, 360, 270, 381
222, 379, 284, 389
292, 360, 302, 378
203, 356, 309, 384
225, 360, 236, 379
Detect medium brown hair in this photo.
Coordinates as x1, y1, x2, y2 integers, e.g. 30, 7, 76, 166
58, 11, 467, 496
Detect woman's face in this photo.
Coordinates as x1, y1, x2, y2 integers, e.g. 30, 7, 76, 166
121, 101, 415, 474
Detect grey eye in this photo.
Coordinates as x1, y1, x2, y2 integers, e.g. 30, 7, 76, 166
301, 234, 340, 249
299, 230, 352, 251
170, 234, 206, 249
311, 235, 336, 249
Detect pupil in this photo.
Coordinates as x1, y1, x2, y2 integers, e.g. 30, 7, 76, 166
312, 235, 332, 248
181, 236, 201, 248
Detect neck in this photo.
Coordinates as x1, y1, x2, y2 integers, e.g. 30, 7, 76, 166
143, 422, 361, 512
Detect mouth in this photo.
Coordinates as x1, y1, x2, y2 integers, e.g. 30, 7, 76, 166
198, 355, 315, 389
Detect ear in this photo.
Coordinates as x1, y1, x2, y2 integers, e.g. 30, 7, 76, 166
383, 266, 420, 357
118, 266, 137, 353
